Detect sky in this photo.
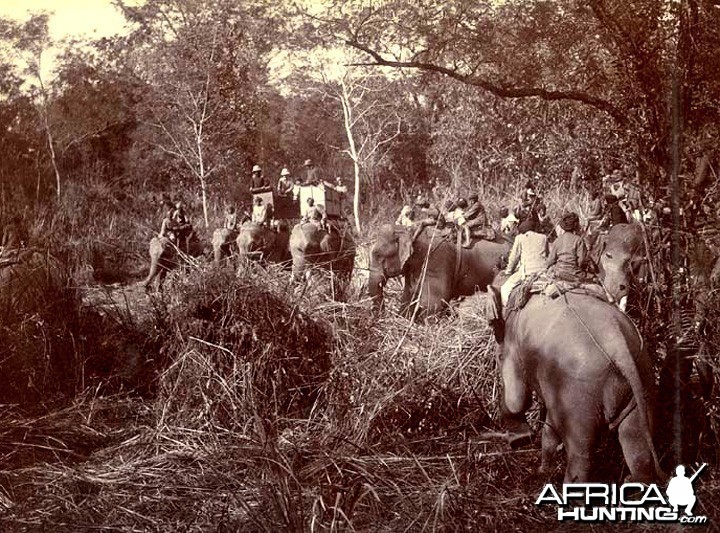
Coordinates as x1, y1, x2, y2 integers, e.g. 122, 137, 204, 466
0, 0, 131, 40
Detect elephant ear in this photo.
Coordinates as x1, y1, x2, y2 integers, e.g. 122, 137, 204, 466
398, 232, 414, 269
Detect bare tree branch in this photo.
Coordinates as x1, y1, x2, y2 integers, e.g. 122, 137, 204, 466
345, 38, 628, 124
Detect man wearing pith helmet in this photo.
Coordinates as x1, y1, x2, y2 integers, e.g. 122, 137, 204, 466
303, 159, 320, 185
276, 167, 293, 196
250, 164, 267, 190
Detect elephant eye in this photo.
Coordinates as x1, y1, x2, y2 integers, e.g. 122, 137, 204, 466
605, 252, 613, 259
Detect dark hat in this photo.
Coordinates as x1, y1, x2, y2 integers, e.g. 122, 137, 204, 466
469, 193, 479, 203
560, 212, 579, 232
457, 198, 468, 209
499, 207, 509, 218
518, 218, 536, 234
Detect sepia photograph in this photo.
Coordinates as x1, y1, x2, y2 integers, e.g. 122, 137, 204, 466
0, 0, 719, 530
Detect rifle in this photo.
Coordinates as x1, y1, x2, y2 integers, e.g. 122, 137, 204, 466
689, 463, 707, 483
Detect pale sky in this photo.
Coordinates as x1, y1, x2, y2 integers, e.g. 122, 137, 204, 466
0, 0, 131, 40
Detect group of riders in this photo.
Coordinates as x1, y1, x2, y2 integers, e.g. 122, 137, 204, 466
395, 170, 665, 308
156, 159, 350, 252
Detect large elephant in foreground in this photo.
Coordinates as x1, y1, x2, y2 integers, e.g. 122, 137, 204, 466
236, 221, 291, 264
140, 234, 204, 291
289, 221, 355, 296
500, 291, 663, 483
369, 224, 509, 317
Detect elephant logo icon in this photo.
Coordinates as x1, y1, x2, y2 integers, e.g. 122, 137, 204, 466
666, 463, 706, 516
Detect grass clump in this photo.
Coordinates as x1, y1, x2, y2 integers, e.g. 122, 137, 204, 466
154, 264, 332, 431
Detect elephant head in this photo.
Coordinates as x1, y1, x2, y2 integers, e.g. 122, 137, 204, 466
368, 224, 414, 314
369, 224, 509, 318
212, 228, 238, 264
141, 233, 204, 291
289, 222, 355, 298
598, 223, 646, 307
236, 222, 290, 265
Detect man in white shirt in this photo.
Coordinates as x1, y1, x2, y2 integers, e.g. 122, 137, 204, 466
501, 218, 549, 305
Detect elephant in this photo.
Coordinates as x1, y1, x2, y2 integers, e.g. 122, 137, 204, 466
289, 221, 355, 297
212, 227, 238, 264
236, 221, 291, 265
596, 223, 647, 305
140, 233, 204, 291
369, 224, 510, 318
499, 291, 663, 483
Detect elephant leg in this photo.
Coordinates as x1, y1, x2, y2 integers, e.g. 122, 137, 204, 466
618, 407, 656, 483
156, 264, 168, 291
501, 344, 531, 414
419, 276, 448, 316
501, 343, 533, 448
141, 260, 159, 290
290, 252, 306, 283
213, 241, 224, 264
563, 416, 598, 484
539, 413, 562, 475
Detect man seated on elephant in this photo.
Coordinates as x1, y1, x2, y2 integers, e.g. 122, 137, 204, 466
545, 212, 588, 282
535, 202, 556, 240
501, 218, 549, 306
172, 201, 193, 253
499, 207, 519, 236
250, 164, 268, 191
276, 168, 294, 197
302, 198, 328, 229
252, 196, 270, 226
158, 206, 179, 243
462, 194, 490, 247
603, 194, 629, 228
411, 197, 444, 241
224, 206, 238, 231
395, 205, 414, 227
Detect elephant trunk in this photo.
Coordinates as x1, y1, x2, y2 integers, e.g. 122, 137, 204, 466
368, 269, 386, 315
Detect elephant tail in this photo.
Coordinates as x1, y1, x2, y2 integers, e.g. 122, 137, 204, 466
567, 297, 664, 481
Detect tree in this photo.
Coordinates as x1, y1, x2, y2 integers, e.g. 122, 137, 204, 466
0, 14, 63, 199
118, 0, 277, 226
328, 70, 402, 232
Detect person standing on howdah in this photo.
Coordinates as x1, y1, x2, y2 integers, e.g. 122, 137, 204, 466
250, 164, 268, 191
276, 168, 294, 197
303, 159, 320, 185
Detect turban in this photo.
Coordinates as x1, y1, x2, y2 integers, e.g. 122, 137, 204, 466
518, 218, 536, 234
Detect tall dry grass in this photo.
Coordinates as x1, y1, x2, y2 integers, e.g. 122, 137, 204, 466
1, 182, 719, 531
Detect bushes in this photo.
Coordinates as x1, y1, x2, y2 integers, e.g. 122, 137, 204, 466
155, 265, 332, 429
0, 250, 79, 405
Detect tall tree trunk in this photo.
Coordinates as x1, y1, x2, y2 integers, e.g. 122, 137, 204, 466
36, 74, 61, 200
340, 81, 362, 233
